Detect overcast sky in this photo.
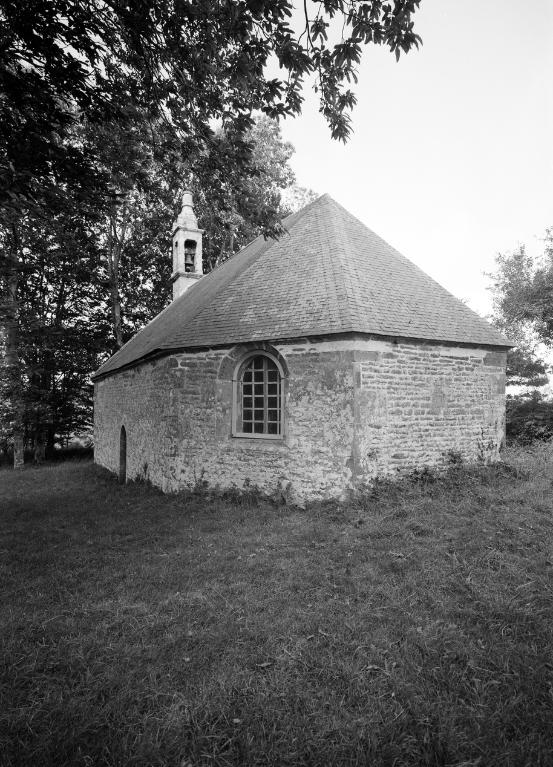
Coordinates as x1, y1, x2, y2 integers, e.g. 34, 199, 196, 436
279, 0, 553, 318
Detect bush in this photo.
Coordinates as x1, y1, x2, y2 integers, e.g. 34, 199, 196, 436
506, 391, 553, 444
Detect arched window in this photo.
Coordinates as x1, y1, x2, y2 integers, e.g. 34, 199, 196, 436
234, 354, 283, 438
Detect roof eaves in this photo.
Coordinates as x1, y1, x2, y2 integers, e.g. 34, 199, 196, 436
93, 227, 282, 379
93, 326, 512, 383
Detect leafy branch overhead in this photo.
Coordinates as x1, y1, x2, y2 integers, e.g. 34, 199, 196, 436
0, 0, 422, 209
0, 0, 422, 463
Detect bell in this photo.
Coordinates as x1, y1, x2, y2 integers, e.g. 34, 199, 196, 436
184, 248, 195, 272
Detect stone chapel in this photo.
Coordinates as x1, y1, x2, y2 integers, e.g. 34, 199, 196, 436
92, 192, 511, 503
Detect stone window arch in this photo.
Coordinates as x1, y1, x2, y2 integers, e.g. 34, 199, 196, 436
233, 352, 285, 438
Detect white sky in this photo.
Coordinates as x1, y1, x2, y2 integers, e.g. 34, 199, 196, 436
279, 0, 553, 318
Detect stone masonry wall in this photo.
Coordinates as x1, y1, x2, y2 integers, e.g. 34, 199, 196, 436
93, 341, 355, 504
351, 339, 506, 483
94, 336, 506, 503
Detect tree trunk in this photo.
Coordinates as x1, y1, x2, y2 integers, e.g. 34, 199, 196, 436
110, 276, 123, 349
33, 431, 46, 464
3, 222, 25, 469
46, 423, 56, 459
106, 195, 129, 350
13, 433, 24, 469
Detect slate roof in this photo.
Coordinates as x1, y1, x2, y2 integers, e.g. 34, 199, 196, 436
93, 194, 511, 379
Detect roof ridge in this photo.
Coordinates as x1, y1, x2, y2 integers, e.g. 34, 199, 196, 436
159, 194, 330, 336
280, 192, 328, 233
94, 195, 331, 377
183, 192, 325, 276
331, 199, 511, 341
322, 196, 356, 331
94, 193, 511, 379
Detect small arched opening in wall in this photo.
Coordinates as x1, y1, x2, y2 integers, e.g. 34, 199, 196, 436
119, 425, 127, 484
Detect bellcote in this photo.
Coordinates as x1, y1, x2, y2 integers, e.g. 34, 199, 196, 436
171, 190, 203, 300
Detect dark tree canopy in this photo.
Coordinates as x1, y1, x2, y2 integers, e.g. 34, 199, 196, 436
1, 0, 421, 210
0, 112, 309, 453
0, 0, 422, 463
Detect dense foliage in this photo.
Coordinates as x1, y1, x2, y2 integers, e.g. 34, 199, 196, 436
490, 235, 553, 389
0, 113, 307, 454
489, 232, 553, 443
506, 392, 553, 445
0, 0, 422, 462
1, 0, 421, 208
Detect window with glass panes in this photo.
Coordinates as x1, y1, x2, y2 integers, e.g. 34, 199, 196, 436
238, 355, 282, 435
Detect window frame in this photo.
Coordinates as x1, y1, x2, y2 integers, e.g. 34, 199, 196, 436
232, 352, 285, 440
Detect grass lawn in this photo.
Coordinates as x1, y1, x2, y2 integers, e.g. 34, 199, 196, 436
2, 448, 553, 766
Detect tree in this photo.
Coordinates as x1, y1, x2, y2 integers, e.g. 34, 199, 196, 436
282, 186, 320, 214
0, 113, 306, 456
489, 235, 553, 444
0, 220, 24, 466
0, 175, 110, 458
1, 0, 422, 466
196, 116, 310, 269
1, 0, 422, 211
490, 238, 551, 389
86, 112, 302, 350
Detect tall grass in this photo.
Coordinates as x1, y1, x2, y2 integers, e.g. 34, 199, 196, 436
1, 450, 553, 766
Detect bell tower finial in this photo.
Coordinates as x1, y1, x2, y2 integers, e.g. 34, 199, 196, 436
171, 189, 203, 300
